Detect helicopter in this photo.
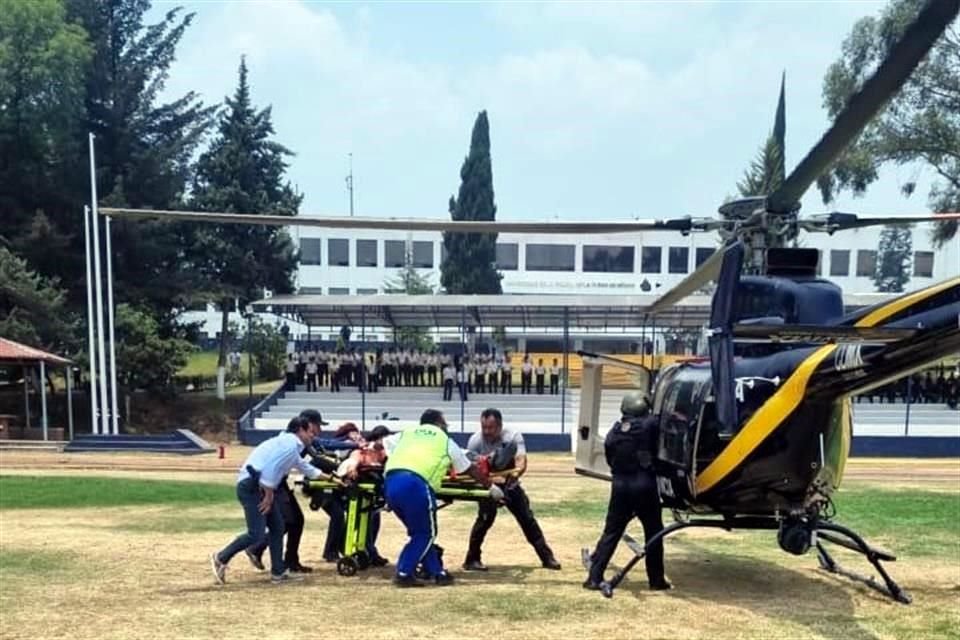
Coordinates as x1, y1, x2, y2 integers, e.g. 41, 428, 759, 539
100, 0, 959, 606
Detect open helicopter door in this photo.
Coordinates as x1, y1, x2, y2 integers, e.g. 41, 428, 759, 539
574, 357, 610, 480
574, 352, 653, 480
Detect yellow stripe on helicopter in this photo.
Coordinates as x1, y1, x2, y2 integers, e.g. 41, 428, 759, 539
693, 277, 957, 495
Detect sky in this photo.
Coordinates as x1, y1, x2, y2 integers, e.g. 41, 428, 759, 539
151, 0, 942, 223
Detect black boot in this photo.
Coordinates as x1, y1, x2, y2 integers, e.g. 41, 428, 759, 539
533, 539, 561, 570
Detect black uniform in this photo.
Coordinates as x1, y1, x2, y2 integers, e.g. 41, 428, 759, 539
587, 414, 666, 587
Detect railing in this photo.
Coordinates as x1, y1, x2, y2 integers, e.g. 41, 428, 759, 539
236, 381, 286, 438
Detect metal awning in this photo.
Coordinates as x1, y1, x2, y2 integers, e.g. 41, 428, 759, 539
254, 293, 712, 328
253, 292, 894, 329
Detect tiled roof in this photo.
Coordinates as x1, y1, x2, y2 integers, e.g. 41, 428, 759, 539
0, 338, 71, 364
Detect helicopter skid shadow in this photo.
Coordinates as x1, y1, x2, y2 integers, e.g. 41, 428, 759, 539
616, 548, 881, 640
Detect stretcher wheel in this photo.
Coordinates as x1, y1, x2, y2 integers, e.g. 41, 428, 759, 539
337, 557, 358, 577
354, 550, 371, 570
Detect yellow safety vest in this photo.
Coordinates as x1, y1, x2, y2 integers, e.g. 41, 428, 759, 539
385, 423, 451, 491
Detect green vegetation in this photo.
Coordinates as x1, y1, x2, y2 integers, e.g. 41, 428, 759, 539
0, 549, 77, 577
179, 351, 249, 378
0, 476, 235, 510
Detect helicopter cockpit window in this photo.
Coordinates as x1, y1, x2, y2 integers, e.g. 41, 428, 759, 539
658, 377, 698, 468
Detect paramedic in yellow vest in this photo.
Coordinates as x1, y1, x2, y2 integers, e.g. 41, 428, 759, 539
383, 409, 491, 587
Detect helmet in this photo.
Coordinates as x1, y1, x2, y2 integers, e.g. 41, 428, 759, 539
620, 391, 651, 417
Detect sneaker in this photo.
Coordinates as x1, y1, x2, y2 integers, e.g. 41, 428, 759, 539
541, 556, 562, 571
210, 552, 226, 585
434, 571, 455, 586
370, 556, 390, 568
582, 578, 602, 591
244, 549, 265, 571
288, 564, 314, 574
393, 574, 424, 588
271, 571, 306, 584
462, 559, 488, 572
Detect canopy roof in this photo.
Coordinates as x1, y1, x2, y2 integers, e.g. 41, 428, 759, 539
0, 338, 71, 365
253, 292, 892, 329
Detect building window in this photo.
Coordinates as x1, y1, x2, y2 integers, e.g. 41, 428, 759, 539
856, 250, 877, 277
695, 247, 713, 268
914, 251, 934, 277
668, 247, 689, 274
641, 246, 662, 273
830, 250, 850, 277
583, 245, 634, 273
299, 287, 323, 295
496, 243, 519, 270
357, 288, 378, 295
356, 239, 377, 267
412, 241, 433, 268
328, 239, 349, 266
300, 238, 322, 265
328, 287, 349, 295
385, 240, 405, 268
526, 244, 575, 271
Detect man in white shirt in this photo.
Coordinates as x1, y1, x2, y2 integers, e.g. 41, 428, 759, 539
550, 359, 562, 395
442, 363, 456, 401
211, 416, 338, 584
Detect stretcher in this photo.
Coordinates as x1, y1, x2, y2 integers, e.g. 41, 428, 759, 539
298, 468, 494, 576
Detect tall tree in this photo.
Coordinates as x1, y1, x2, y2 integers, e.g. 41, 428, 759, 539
441, 111, 503, 294
818, 0, 959, 246
737, 74, 787, 198
0, 246, 77, 352
0, 0, 91, 271
190, 58, 300, 398
874, 225, 913, 292
66, 0, 215, 319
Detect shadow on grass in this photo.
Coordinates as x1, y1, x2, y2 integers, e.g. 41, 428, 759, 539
613, 546, 881, 640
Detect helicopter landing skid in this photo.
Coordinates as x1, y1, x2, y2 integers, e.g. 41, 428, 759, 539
814, 522, 911, 605
594, 517, 910, 604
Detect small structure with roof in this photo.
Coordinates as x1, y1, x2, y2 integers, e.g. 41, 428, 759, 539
0, 337, 74, 441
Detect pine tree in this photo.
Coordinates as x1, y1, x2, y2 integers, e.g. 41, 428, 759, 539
441, 111, 503, 294
874, 226, 913, 293
190, 57, 301, 398
0, 246, 77, 351
384, 245, 434, 349
737, 73, 786, 199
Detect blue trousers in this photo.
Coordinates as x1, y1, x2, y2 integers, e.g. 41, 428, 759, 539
219, 479, 286, 577
384, 470, 443, 578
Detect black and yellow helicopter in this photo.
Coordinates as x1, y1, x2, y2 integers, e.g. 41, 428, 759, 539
101, 0, 959, 606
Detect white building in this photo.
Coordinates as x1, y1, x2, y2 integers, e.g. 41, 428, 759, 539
181, 223, 958, 345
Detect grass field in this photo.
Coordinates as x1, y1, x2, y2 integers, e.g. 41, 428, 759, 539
1, 456, 958, 640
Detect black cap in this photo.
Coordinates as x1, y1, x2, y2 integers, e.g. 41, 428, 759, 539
299, 409, 329, 426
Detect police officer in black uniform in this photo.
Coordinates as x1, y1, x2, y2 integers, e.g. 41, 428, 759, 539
583, 391, 671, 591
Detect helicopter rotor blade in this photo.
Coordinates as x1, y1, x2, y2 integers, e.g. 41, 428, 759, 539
648, 242, 735, 315
99, 207, 719, 235
765, 0, 959, 214
801, 212, 960, 233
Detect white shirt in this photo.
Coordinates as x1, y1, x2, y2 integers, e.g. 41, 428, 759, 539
237, 432, 322, 489
535, 366, 546, 375
443, 366, 455, 381
522, 362, 533, 374
550, 366, 560, 375
383, 429, 472, 474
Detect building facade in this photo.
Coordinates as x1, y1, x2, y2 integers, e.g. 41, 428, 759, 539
182, 223, 958, 345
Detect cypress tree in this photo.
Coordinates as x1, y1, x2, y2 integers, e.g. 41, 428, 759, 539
441, 111, 503, 294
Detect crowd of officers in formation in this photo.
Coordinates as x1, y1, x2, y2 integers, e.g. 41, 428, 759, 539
211, 394, 667, 592
854, 367, 960, 407
286, 346, 565, 399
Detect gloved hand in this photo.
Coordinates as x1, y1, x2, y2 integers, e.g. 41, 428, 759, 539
488, 484, 505, 502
